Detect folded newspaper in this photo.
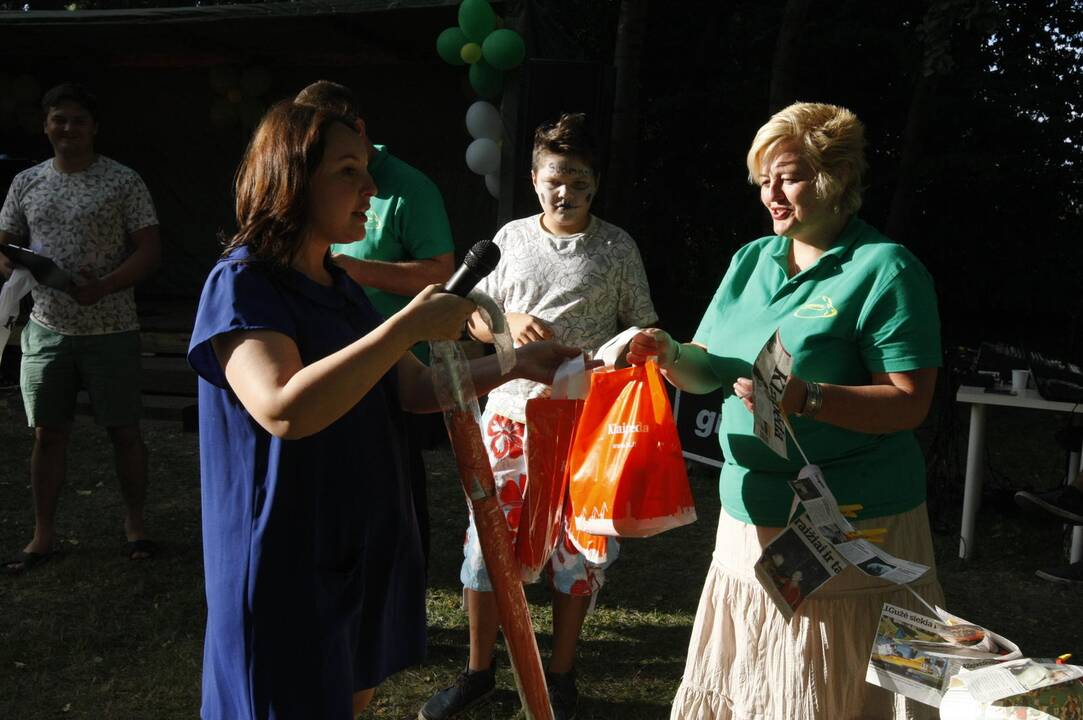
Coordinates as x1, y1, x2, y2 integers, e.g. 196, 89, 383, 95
754, 464, 929, 621
940, 660, 1083, 719
751, 328, 792, 459
865, 603, 1022, 707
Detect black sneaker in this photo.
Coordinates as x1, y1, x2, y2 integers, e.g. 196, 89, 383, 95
418, 664, 496, 720
1036, 561, 1083, 585
1015, 485, 1083, 524
546, 669, 579, 720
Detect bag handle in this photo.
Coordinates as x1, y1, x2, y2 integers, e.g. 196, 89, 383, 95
644, 358, 669, 425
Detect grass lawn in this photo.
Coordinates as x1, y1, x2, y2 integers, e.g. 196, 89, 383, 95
1, 385, 1081, 719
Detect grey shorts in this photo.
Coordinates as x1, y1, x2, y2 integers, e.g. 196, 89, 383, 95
20, 319, 143, 428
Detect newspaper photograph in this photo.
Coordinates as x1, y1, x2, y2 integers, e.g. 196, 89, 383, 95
751, 328, 792, 459
865, 604, 1021, 707
754, 513, 847, 621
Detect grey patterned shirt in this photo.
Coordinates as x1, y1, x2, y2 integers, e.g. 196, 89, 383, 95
0, 156, 158, 335
479, 214, 658, 422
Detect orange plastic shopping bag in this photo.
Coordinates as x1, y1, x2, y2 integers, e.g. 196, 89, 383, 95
567, 359, 696, 540
519, 397, 583, 581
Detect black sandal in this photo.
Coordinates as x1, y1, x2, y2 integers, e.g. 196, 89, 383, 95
126, 539, 156, 561
3, 549, 55, 575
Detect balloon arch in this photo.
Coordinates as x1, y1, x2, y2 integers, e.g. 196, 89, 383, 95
435, 0, 526, 199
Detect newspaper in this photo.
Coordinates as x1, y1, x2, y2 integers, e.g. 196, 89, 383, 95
788, 465, 928, 584
913, 606, 1011, 660
751, 329, 792, 459
754, 464, 933, 620
865, 603, 1022, 707
958, 659, 1083, 705
753, 512, 846, 621
940, 664, 1083, 719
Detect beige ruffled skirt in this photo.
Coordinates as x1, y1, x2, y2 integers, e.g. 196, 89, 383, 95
670, 503, 944, 720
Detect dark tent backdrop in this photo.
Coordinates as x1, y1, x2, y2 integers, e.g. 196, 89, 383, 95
0, 0, 507, 310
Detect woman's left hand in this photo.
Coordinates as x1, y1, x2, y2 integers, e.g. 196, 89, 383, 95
733, 375, 808, 415
515, 341, 602, 384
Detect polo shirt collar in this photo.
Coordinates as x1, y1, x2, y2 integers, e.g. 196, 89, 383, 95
770, 215, 865, 278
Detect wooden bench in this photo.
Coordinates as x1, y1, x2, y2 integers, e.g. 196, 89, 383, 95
4, 322, 198, 431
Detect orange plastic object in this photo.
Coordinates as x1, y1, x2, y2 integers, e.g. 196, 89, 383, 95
519, 398, 583, 580
446, 409, 553, 720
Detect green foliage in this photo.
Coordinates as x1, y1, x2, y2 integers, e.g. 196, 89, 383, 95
918, 0, 1000, 76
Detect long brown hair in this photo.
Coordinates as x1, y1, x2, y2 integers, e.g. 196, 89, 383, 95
223, 100, 355, 268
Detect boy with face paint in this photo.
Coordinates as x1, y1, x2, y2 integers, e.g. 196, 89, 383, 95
420, 113, 657, 720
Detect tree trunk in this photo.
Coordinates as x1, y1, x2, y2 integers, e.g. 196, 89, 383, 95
886, 73, 934, 242
768, 0, 812, 113
606, 0, 648, 231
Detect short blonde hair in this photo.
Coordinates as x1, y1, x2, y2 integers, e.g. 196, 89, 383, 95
746, 102, 867, 215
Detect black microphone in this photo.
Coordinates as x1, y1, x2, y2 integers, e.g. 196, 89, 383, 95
443, 239, 501, 297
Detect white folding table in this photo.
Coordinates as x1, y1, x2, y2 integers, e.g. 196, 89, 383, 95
956, 384, 1083, 560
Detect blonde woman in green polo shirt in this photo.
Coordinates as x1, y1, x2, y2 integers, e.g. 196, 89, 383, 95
627, 102, 943, 720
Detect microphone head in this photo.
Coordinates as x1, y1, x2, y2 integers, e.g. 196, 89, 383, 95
463, 239, 501, 276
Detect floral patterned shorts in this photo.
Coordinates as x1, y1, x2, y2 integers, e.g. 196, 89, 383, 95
460, 408, 618, 598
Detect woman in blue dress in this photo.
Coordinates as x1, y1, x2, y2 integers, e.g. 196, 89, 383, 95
188, 101, 580, 719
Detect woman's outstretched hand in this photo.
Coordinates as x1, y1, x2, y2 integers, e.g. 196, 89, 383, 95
626, 328, 677, 368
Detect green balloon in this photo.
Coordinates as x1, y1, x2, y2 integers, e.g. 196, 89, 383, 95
437, 26, 469, 66
458, 0, 496, 43
469, 60, 503, 99
481, 29, 526, 71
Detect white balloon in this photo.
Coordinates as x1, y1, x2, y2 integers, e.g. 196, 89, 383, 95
484, 172, 500, 199
465, 138, 500, 175
465, 100, 503, 140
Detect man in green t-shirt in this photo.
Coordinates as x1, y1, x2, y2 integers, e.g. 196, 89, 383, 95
294, 81, 454, 581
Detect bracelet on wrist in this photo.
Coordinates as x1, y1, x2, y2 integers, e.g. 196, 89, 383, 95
798, 380, 823, 418
668, 342, 682, 368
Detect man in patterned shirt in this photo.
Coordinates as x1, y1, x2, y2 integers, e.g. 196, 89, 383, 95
0, 83, 161, 574
420, 113, 657, 720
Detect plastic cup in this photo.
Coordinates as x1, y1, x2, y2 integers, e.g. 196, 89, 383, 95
1012, 369, 1030, 395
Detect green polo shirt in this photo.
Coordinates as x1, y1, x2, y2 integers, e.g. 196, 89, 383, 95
693, 216, 941, 527
332, 145, 454, 362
